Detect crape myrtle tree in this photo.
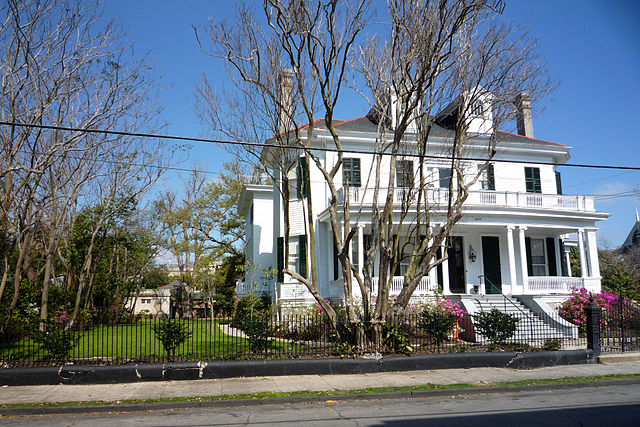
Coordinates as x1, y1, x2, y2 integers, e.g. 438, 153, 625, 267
0, 0, 170, 326
196, 0, 552, 347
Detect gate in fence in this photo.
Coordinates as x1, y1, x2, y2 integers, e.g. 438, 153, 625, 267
600, 299, 640, 353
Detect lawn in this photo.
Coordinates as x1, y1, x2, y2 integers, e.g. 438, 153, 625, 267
0, 320, 271, 364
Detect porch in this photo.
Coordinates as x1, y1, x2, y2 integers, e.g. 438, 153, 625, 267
322, 220, 603, 300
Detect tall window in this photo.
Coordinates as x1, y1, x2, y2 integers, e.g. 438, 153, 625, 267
342, 158, 361, 187
277, 235, 308, 281
525, 167, 541, 193
527, 238, 547, 276
439, 168, 452, 188
396, 160, 414, 188
480, 164, 495, 190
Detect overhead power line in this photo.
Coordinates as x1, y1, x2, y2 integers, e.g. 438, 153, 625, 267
2, 121, 640, 171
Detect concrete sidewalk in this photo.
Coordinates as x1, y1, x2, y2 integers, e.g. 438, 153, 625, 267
1, 355, 639, 407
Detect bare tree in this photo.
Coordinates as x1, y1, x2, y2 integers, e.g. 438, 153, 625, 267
0, 0, 169, 325
196, 0, 552, 346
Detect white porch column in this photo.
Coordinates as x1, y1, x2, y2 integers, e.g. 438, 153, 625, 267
357, 224, 364, 277
518, 226, 528, 294
506, 226, 517, 295
577, 228, 587, 279
586, 230, 600, 278
565, 241, 572, 277
441, 239, 450, 294
427, 231, 437, 292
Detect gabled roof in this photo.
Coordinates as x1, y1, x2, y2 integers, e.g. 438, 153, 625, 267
621, 213, 640, 249
308, 115, 565, 147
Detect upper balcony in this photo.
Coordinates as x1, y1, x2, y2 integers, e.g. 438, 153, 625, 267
335, 187, 595, 213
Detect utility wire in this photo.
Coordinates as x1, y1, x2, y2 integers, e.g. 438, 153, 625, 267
2, 120, 640, 171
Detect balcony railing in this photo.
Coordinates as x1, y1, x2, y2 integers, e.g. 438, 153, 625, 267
336, 187, 595, 212
527, 276, 584, 293
329, 275, 436, 300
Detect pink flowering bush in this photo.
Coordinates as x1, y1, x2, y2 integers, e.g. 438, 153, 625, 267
558, 288, 628, 334
418, 298, 466, 348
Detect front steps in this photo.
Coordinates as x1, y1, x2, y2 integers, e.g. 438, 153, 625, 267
459, 294, 576, 342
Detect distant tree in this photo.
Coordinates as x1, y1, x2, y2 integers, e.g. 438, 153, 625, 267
153, 159, 251, 285
212, 254, 245, 317
600, 249, 640, 301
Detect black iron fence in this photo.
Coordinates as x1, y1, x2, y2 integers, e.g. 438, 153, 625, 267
600, 300, 640, 353
0, 310, 587, 368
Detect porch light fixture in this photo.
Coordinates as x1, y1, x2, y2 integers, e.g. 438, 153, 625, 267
469, 245, 477, 262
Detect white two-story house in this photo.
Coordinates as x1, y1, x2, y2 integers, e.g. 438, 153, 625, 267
238, 94, 609, 314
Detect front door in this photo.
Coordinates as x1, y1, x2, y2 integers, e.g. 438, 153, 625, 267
482, 236, 502, 294
448, 236, 466, 293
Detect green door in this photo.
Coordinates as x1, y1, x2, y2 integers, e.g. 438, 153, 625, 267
482, 236, 502, 294
447, 236, 466, 293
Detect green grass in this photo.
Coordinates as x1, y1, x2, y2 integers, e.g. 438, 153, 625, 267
1, 320, 286, 362
2, 373, 638, 410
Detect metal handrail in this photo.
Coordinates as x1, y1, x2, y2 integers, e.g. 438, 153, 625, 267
478, 275, 533, 321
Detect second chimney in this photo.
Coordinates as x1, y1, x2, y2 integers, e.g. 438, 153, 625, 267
514, 93, 534, 138
279, 69, 295, 135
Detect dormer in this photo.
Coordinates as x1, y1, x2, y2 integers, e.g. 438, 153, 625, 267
365, 88, 420, 132
436, 88, 494, 134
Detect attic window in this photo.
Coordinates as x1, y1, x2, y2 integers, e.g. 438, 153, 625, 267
470, 101, 484, 116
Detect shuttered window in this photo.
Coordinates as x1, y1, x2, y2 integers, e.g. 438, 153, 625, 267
343, 158, 361, 187
396, 160, 414, 188
525, 167, 541, 193
480, 164, 495, 190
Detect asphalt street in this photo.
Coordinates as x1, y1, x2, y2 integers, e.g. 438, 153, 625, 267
3, 382, 640, 426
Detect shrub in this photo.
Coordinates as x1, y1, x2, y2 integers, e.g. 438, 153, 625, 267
542, 338, 562, 351
558, 288, 630, 334
418, 298, 466, 348
152, 320, 192, 356
240, 318, 279, 353
31, 310, 80, 360
383, 321, 413, 354
475, 309, 519, 345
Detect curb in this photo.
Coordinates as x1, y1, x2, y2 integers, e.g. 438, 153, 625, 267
0, 349, 594, 386
3, 376, 638, 417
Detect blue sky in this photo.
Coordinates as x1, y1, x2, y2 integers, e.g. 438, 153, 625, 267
104, 0, 640, 247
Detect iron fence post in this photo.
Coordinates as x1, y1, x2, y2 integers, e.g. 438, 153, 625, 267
586, 296, 601, 357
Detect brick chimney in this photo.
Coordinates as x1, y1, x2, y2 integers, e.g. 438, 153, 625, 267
514, 93, 534, 138
279, 69, 294, 135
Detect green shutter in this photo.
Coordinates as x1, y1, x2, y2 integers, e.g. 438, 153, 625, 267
297, 157, 309, 198
353, 158, 361, 187
487, 164, 495, 190
555, 171, 562, 195
333, 236, 339, 280
525, 237, 533, 276
298, 234, 308, 279
277, 237, 284, 282
546, 237, 557, 276
560, 240, 568, 276
525, 167, 541, 193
